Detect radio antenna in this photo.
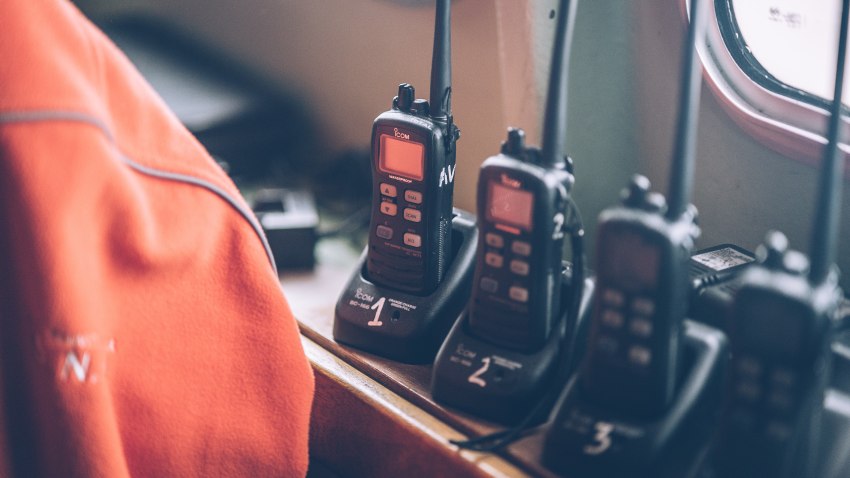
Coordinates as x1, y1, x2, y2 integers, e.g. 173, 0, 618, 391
430, 0, 452, 119
810, 0, 850, 284
541, 0, 578, 168
666, 0, 709, 220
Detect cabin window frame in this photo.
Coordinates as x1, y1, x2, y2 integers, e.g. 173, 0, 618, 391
697, 0, 850, 170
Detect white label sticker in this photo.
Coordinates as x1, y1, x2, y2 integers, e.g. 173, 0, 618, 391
692, 247, 753, 271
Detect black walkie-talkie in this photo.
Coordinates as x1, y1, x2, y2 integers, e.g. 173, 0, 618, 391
365, 0, 460, 295
577, 0, 706, 417
431, 0, 583, 425
716, 2, 850, 476
467, 0, 577, 352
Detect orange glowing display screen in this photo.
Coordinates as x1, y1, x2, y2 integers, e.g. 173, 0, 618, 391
379, 134, 424, 181
487, 182, 534, 231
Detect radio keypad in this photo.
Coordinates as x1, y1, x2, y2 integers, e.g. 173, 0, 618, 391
375, 182, 424, 251
380, 183, 398, 197
485, 252, 504, 268
380, 202, 398, 216
511, 240, 532, 256
403, 233, 422, 248
509, 286, 529, 303
485, 233, 504, 248
478, 229, 534, 307
509, 259, 529, 276
403, 208, 422, 223
594, 287, 658, 369
376, 225, 394, 240
404, 190, 423, 204
480, 277, 499, 293
728, 354, 801, 445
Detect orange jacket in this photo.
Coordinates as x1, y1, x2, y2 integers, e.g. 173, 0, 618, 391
0, 1, 314, 476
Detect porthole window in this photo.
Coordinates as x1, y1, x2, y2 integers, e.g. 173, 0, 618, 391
700, 0, 850, 164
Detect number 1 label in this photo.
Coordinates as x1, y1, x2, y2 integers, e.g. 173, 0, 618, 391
367, 297, 386, 327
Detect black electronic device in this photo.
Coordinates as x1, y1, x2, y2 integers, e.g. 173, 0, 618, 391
431, 0, 585, 425
713, 1, 850, 476
688, 243, 756, 329
542, 0, 723, 475
251, 188, 319, 270
578, 0, 708, 415
580, 176, 698, 415
543, 320, 727, 478
365, 0, 460, 296
334, 210, 478, 363
466, 128, 575, 352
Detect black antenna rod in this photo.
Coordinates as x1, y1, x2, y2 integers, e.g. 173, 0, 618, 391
810, 0, 850, 284
666, 0, 709, 220
430, 0, 452, 119
541, 0, 578, 168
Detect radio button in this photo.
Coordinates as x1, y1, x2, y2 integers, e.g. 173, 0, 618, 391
596, 335, 619, 355
734, 380, 761, 402
631, 297, 656, 316
485, 233, 504, 248
736, 356, 762, 378
380, 202, 398, 216
403, 233, 422, 248
509, 286, 529, 303
404, 189, 423, 204
480, 277, 499, 293
601, 288, 625, 308
770, 368, 796, 388
380, 183, 398, 198
509, 259, 529, 276
375, 225, 393, 240
403, 208, 422, 223
511, 240, 532, 257
629, 318, 653, 338
601, 309, 624, 329
628, 346, 652, 366
485, 252, 504, 268
765, 421, 792, 442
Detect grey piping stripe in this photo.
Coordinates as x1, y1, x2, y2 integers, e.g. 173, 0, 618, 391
0, 110, 277, 273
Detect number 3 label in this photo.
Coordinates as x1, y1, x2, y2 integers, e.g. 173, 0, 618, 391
367, 297, 386, 327
583, 421, 614, 456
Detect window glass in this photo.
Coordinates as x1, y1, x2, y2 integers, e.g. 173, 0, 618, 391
721, 0, 848, 109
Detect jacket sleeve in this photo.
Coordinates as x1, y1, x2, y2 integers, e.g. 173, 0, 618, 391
0, 1, 315, 476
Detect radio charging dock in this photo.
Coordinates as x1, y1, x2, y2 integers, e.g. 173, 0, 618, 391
430, 265, 594, 425
333, 209, 477, 363
542, 320, 728, 478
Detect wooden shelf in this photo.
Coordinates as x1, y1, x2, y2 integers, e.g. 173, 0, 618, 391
280, 239, 558, 477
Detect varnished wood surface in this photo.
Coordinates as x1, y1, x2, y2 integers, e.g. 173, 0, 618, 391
281, 239, 560, 477
303, 336, 526, 478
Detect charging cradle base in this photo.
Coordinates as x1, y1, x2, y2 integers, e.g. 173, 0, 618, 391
542, 320, 728, 478
333, 209, 477, 364
429, 265, 594, 425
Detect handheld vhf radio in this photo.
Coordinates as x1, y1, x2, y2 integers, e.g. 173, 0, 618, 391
431, 0, 585, 425
333, 0, 474, 363
578, 0, 708, 414
715, 2, 850, 476
366, 0, 460, 295
543, 2, 726, 476
468, 132, 575, 352
467, 0, 578, 353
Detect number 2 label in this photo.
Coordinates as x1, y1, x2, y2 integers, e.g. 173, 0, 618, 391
367, 297, 386, 326
467, 356, 490, 388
